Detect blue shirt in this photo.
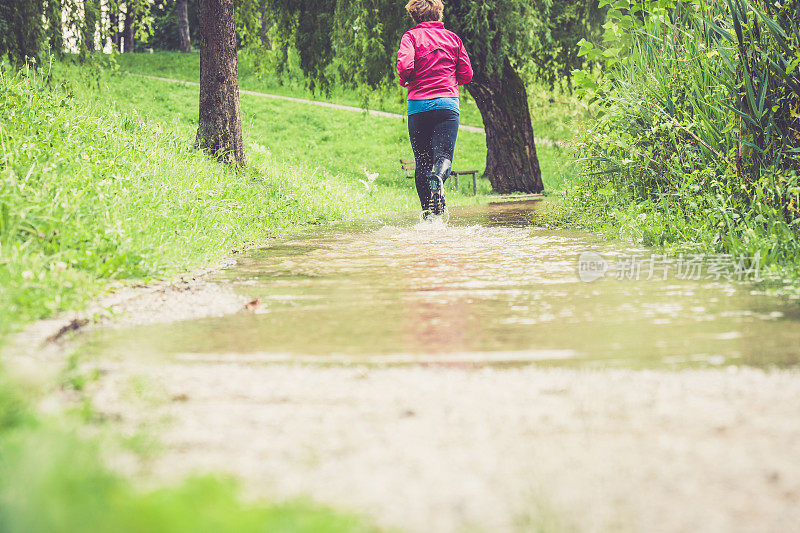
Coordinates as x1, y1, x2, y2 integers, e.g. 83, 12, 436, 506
407, 97, 460, 116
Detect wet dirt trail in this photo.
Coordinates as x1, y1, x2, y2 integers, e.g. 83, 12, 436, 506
79, 200, 800, 532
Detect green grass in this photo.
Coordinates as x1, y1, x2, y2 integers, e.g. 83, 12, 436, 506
106, 66, 492, 196
104, 55, 574, 195
115, 50, 584, 142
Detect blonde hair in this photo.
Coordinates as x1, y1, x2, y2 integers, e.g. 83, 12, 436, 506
405, 0, 444, 24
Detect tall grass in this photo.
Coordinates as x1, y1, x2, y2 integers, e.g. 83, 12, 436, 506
569, 0, 800, 278
0, 59, 410, 338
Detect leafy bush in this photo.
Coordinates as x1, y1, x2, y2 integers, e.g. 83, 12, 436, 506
570, 0, 800, 276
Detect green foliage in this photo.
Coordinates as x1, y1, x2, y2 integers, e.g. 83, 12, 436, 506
121, 0, 158, 50
526, 0, 608, 90
0, 0, 156, 60
445, 0, 547, 79
266, 0, 339, 93
82, 0, 100, 51
568, 0, 800, 277
44, 0, 65, 58
143, 0, 201, 51
0, 0, 47, 63
234, 0, 267, 48
330, 0, 408, 90
266, 0, 554, 89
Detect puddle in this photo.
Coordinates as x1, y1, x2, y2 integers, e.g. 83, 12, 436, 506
84, 200, 800, 368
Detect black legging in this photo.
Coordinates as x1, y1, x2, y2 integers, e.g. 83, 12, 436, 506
408, 108, 460, 209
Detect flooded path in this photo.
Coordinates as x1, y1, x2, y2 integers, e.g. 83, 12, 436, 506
87, 200, 800, 369
80, 200, 800, 532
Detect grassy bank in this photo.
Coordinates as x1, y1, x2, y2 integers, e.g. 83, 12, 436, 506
1, 60, 407, 338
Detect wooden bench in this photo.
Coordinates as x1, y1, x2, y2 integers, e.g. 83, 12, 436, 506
400, 158, 479, 196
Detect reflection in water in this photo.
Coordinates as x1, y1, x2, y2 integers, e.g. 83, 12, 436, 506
85, 201, 800, 368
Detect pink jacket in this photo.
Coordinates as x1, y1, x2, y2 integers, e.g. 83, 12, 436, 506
396, 21, 473, 100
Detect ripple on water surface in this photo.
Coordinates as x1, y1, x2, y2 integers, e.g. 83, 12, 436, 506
84, 200, 800, 368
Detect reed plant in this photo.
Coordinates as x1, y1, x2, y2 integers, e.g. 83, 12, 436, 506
570, 0, 800, 277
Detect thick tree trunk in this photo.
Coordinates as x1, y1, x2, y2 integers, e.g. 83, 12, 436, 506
176, 0, 191, 53
258, 0, 271, 49
466, 61, 544, 193
195, 0, 247, 166
122, 3, 133, 53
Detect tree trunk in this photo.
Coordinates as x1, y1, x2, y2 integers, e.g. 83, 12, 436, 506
466, 61, 544, 193
122, 3, 133, 53
83, 0, 97, 51
176, 0, 191, 53
46, 0, 64, 56
195, 0, 247, 166
110, 10, 120, 51
258, 0, 271, 49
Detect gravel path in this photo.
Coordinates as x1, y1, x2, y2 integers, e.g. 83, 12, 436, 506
11, 268, 800, 532
89, 359, 800, 533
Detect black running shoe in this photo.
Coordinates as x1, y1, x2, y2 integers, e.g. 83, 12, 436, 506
428, 176, 445, 215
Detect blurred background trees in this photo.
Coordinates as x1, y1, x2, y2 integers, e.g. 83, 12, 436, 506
0, 0, 47, 63
262, 0, 605, 193
0, 0, 605, 192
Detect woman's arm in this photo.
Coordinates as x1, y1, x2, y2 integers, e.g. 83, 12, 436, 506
397, 32, 415, 87
456, 40, 473, 85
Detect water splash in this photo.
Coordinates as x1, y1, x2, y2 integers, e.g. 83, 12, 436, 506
83, 201, 800, 368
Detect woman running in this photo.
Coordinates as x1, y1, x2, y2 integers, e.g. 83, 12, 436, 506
396, 0, 473, 218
